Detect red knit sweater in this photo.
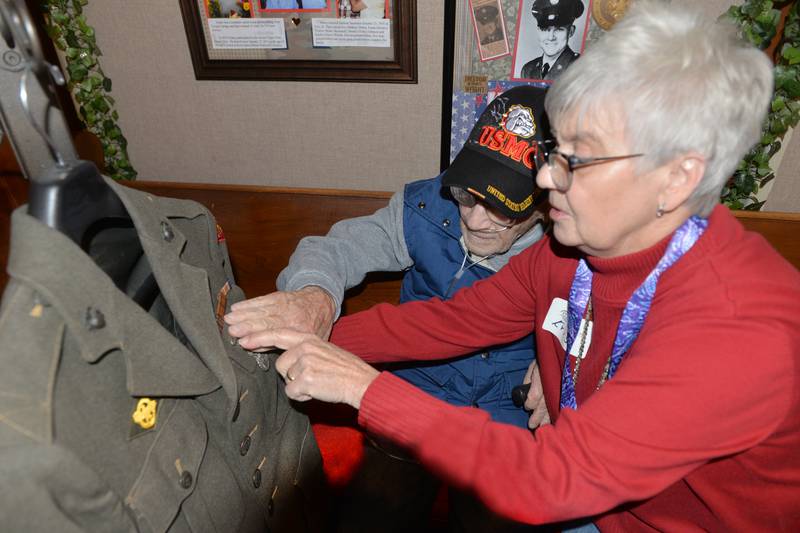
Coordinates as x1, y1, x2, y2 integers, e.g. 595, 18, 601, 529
330, 206, 800, 531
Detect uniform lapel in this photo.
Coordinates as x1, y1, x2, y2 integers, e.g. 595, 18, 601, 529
111, 181, 240, 411
5, 209, 220, 398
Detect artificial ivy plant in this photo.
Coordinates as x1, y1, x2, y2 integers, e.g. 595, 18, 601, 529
725, 0, 800, 209
41, 0, 136, 180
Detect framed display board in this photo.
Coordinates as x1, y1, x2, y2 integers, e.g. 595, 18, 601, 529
179, 0, 417, 83
441, 0, 621, 170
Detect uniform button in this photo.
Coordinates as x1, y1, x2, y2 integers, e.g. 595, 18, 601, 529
179, 470, 193, 489
252, 468, 262, 488
161, 221, 174, 242
442, 218, 451, 227
240, 435, 251, 456
84, 307, 106, 330
480, 352, 489, 359
417, 201, 426, 209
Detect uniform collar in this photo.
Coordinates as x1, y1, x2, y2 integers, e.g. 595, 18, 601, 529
109, 180, 243, 408
6, 193, 221, 398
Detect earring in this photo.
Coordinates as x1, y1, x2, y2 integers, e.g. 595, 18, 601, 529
656, 202, 665, 218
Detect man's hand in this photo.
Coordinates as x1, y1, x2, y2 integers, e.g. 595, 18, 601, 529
224, 286, 336, 349
261, 328, 379, 409
523, 360, 550, 429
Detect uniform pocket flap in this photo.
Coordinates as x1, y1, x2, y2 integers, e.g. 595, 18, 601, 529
126, 401, 208, 533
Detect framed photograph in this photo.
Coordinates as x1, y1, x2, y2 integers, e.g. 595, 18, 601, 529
469, 0, 510, 62
178, 0, 417, 83
511, 0, 591, 82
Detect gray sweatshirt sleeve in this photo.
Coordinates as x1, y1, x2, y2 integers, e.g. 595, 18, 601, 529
276, 189, 412, 317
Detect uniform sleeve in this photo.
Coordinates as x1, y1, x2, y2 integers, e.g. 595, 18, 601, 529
277, 189, 412, 317
330, 240, 545, 363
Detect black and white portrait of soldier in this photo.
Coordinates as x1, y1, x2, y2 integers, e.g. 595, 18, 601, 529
474, 4, 505, 45
513, 0, 589, 81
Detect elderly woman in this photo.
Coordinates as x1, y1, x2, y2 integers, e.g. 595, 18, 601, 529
232, 1, 800, 529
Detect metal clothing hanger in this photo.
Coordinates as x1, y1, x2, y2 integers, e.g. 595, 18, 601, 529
0, 0, 129, 249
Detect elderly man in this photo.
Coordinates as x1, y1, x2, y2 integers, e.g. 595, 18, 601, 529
521, 0, 584, 80
226, 86, 548, 531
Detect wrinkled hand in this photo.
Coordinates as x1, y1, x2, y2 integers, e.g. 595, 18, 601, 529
523, 360, 550, 429
257, 328, 379, 409
224, 286, 336, 349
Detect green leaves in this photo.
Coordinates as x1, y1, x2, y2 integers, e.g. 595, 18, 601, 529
782, 44, 800, 64
721, 1, 800, 209
727, 1, 781, 49
41, 1, 136, 181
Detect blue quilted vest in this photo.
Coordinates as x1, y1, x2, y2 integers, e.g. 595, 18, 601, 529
393, 175, 535, 428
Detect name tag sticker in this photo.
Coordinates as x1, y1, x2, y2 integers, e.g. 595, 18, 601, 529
542, 298, 592, 358
543, 298, 568, 350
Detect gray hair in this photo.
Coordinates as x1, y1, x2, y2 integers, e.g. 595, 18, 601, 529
545, 0, 774, 216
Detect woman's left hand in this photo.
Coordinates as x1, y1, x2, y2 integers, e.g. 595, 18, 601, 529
264, 328, 380, 409
523, 360, 551, 429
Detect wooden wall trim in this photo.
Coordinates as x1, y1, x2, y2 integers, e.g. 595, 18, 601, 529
732, 210, 800, 222
128, 180, 395, 200
2, 176, 799, 309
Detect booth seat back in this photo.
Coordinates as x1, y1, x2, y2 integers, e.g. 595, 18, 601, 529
2, 176, 799, 300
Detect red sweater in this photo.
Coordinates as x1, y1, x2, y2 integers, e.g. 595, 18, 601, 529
330, 206, 800, 531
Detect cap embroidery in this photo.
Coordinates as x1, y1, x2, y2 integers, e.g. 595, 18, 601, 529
486, 185, 533, 213
502, 104, 536, 138
477, 125, 542, 169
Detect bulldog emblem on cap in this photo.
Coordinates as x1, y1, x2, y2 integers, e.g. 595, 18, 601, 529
503, 105, 536, 138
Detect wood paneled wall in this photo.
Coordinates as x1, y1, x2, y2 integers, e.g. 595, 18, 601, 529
2, 175, 799, 311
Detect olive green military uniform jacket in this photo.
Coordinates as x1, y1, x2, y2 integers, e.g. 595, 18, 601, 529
0, 180, 326, 532
520, 45, 579, 81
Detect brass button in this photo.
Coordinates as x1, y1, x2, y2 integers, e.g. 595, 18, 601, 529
417, 201, 426, 209
480, 352, 489, 359
442, 218, 451, 227
240, 435, 251, 456
84, 307, 106, 330
179, 470, 193, 489
161, 221, 174, 242
252, 468, 262, 489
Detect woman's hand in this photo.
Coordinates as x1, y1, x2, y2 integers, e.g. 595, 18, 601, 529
258, 328, 379, 409
523, 360, 550, 429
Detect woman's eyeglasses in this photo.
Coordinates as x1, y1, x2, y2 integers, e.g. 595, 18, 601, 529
534, 140, 644, 192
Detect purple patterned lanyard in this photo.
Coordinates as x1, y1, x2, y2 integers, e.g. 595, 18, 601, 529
560, 216, 708, 410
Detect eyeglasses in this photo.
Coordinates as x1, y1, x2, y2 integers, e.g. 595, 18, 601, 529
534, 140, 645, 192
449, 186, 515, 232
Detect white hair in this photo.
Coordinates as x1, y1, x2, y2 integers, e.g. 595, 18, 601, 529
545, 0, 774, 216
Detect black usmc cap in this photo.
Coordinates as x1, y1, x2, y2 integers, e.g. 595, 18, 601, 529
531, 0, 584, 28
442, 85, 550, 219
